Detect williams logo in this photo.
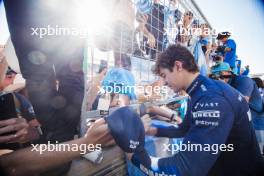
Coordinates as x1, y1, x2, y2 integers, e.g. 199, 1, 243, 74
129, 140, 139, 149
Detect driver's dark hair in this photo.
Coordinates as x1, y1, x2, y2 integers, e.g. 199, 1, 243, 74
153, 44, 199, 75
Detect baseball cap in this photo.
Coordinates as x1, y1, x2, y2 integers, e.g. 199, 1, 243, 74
211, 62, 231, 75
104, 106, 145, 153
6, 66, 17, 75
98, 60, 108, 74
216, 31, 231, 40
102, 68, 136, 100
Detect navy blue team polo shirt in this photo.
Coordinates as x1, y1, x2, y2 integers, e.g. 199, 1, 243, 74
131, 74, 264, 176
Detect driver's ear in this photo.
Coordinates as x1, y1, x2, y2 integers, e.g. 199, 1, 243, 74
174, 61, 183, 72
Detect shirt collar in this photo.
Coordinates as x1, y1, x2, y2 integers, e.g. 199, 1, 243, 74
186, 74, 205, 96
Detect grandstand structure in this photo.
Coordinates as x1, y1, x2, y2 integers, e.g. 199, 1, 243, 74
85, 0, 214, 84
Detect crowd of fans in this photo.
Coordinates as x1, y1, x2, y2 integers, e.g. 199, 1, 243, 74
0, 0, 264, 176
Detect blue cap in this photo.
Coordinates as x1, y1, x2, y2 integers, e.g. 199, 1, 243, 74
104, 106, 145, 153
211, 62, 231, 75
102, 68, 136, 100
216, 31, 231, 40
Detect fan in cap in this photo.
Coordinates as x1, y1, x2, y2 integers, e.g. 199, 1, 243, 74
209, 62, 234, 81
211, 62, 231, 75
216, 31, 231, 40
101, 68, 136, 100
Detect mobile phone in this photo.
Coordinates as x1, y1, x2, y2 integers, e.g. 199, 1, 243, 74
0, 93, 18, 135
98, 60, 108, 74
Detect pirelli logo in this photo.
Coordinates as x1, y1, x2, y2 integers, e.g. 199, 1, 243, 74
192, 110, 220, 118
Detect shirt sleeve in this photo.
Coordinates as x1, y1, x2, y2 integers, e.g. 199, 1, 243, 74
226, 40, 236, 50
14, 93, 36, 121
154, 99, 190, 138
154, 114, 190, 138
235, 77, 254, 97
131, 96, 235, 176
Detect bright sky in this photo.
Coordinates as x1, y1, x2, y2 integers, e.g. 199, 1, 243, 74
196, 0, 264, 74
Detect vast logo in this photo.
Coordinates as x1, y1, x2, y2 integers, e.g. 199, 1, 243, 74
192, 110, 220, 118
194, 102, 219, 109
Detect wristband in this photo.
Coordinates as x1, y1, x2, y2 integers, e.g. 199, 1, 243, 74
139, 103, 147, 117
170, 114, 175, 122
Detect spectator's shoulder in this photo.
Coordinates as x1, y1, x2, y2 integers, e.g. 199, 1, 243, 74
228, 39, 236, 45
235, 75, 253, 84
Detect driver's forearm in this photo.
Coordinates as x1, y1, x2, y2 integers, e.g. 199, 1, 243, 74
0, 137, 89, 176
148, 106, 172, 119
154, 125, 187, 138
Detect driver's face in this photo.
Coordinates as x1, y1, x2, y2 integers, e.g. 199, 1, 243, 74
159, 67, 183, 93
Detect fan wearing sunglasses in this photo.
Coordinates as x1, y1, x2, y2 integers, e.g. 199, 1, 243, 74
210, 62, 263, 114
0, 67, 17, 91
175, 11, 193, 45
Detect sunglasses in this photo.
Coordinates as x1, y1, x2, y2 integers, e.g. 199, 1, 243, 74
184, 12, 193, 17
209, 74, 232, 80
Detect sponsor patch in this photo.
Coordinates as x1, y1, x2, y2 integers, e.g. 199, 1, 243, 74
194, 102, 219, 109
192, 110, 220, 118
